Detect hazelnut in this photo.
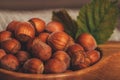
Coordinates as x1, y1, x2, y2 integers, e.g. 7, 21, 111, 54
31, 38, 52, 61
87, 50, 101, 65
77, 33, 97, 51
37, 32, 50, 43
84, 57, 91, 66
1, 38, 21, 54
45, 21, 64, 33
44, 58, 67, 73
6, 20, 21, 33
15, 22, 35, 42
0, 54, 19, 71
0, 31, 12, 43
64, 36, 75, 51
29, 18, 45, 35
67, 44, 87, 70
23, 58, 44, 74
0, 49, 6, 60
67, 44, 84, 57
53, 51, 70, 68
16, 51, 30, 65
47, 31, 69, 51
73, 57, 91, 70
70, 51, 85, 67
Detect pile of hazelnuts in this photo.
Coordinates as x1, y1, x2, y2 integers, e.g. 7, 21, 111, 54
0, 18, 101, 74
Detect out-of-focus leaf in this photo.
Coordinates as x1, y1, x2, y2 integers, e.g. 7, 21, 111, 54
77, 0, 119, 44
52, 9, 78, 39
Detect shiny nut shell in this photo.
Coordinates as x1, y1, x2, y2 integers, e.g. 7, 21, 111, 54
44, 58, 67, 73
77, 33, 97, 51
23, 58, 44, 74
29, 18, 45, 35
31, 38, 52, 61
67, 44, 84, 57
16, 51, 30, 65
37, 32, 50, 43
53, 51, 70, 68
0, 54, 19, 71
47, 31, 69, 51
1, 38, 21, 54
6, 20, 21, 33
0, 49, 6, 60
0, 31, 12, 43
87, 50, 101, 65
45, 21, 64, 33
15, 22, 35, 42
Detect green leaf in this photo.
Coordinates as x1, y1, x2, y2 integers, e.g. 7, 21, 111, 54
52, 9, 78, 39
77, 0, 119, 44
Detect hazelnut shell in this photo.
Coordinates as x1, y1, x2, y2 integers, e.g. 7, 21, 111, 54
37, 32, 50, 43
45, 21, 64, 33
44, 58, 67, 73
77, 33, 97, 51
0, 31, 12, 43
1, 38, 21, 54
0, 54, 19, 71
23, 58, 44, 74
16, 51, 30, 65
0, 49, 6, 60
31, 38, 52, 61
6, 20, 21, 33
47, 31, 69, 51
15, 22, 35, 42
53, 51, 70, 68
29, 18, 45, 35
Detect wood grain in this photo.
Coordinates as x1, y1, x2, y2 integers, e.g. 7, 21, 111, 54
0, 41, 120, 80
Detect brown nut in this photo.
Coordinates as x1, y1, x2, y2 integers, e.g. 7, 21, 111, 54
53, 51, 70, 68
29, 18, 45, 35
0, 49, 6, 60
67, 44, 84, 57
87, 50, 101, 65
31, 38, 52, 61
44, 58, 67, 74
16, 51, 30, 65
1, 38, 21, 54
23, 58, 44, 74
6, 20, 21, 33
67, 44, 87, 70
0, 54, 19, 71
15, 22, 35, 42
64, 36, 75, 51
73, 57, 91, 70
71, 51, 85, 67
77, 33, 97, 51
45, 21, 64, 33
47, 31, 70, 51
37, 32, 50, 43
0, 31, 12, 43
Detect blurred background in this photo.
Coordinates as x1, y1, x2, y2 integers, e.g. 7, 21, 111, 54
0, 0, 120, 41
0, 0, 119, 10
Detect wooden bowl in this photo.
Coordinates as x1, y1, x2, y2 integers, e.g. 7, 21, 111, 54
0, 41, 120, 80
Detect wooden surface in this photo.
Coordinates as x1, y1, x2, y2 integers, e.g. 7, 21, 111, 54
0, 41, 120, 80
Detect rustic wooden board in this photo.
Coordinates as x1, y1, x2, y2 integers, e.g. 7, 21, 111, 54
0, 41, 120, 80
